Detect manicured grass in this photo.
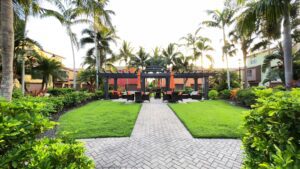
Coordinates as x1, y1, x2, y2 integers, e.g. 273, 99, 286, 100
58, 101, 141, 139
169, 100, 247, 138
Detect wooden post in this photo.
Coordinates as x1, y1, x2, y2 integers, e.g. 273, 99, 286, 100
204, 76, 209, 100
141, 77, 146, 92
194, 78, 198, 91
114, 78, 118, 91
104, 77, 109, 99
166, 77, 170, 91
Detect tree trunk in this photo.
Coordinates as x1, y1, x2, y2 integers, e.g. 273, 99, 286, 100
222, 27, 231, 90
93, 12, 99, 89
242, 46, 248, 88
21, 15, 28, 95
69, 34, 77, 89
283, 8, 293, 89
0, 1, 14, 101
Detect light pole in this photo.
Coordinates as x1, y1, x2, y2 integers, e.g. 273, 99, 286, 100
238, 59, 241, 86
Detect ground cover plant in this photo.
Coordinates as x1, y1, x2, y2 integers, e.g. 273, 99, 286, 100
169, 100, 246, 138
58, 101, 141, 139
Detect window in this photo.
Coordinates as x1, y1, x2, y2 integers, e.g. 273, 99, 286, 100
247, 69, 253, 77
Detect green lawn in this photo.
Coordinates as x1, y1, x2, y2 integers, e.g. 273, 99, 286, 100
58, 101, 141, 139
169, 100, 247, 138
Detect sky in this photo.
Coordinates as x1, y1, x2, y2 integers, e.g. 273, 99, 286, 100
27, 0, 243, 69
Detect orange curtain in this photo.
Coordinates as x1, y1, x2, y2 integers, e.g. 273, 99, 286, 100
137, 71, 141, 89
170, 71, 175, 90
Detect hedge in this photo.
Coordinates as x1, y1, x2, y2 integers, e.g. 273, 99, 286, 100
0, 90, 98, 168
243, 88, 300, 168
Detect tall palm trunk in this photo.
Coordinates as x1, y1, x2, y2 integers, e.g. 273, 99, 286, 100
69, 34, 77, 89
0, 1, 14, 101
222, 27, 231, 90
21, 15, 29, 95
282, 7, 293, 89
93, 11, 99, 89
242, 44, 248, 88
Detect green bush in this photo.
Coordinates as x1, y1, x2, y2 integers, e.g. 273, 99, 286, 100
12, 88, 23, 99
47, 88, 75, 96
236, 88, 257, 107
0, 100, 55, 156
183, 87, 193, 94
219, 89, 231, 99
0, 99, 94, 168
243, 88, 300, 168
208, 90, 219, 100
273, 85, 286, 91
94, 90, 104, 99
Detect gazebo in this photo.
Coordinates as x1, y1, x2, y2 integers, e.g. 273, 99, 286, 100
99, 66, 215, 99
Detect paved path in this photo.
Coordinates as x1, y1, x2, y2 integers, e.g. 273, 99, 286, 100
83, 99, 243, 169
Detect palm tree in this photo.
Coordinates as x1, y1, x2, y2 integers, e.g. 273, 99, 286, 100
129, 47, 150, 70
15, 0, 42, 95
117, 41, 134, 67
76, 0, 114, 89
195, 37, 214, 71
32, 56, 67, 90
172, 54, 193, 88
42, 1, 86, 89
146, 47, 166, 67
80, 27, 117, 71
203, 7, 235, 90
162, 43, 180, 68
14, 19, 43, 88
180, 31, 201, 65
115, 41, 134, 90
261, 43, 300, 85
0, 0, 14, 101
237, 0, 299, 88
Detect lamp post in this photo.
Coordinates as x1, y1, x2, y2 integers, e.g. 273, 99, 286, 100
238, 59, 241, 85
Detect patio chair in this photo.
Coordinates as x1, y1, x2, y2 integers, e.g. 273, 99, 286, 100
169, 92, 182, 103
154, 89, 162, 99
190, 91, 202, 100
126, 92, 134, 101
162, 92, 171, 102
142, 92, 150, 102
109, 91, 120, 99
135, 92, 143, 103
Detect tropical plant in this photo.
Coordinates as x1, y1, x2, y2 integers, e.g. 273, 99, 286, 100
14, 0, 42, 95
261, 43, 300, 85
172, 54, 193, 88
237, 0, 300, 88
203, 5, 235, 90
162, 43, 180, 68
195, 37, 214, 69
243, 88, 300, 168
210, 70, 240, 91
208, 90, 219, 100
41, 0, 88, 89
80, 27, 117, 72
129, 47, 150, 70
77, 68, 96, 91
146, 47, 166, 67
116, 41, 134, 67
0, 0, 14, 101
31, 56, 67, 90
76, 0, 114, 89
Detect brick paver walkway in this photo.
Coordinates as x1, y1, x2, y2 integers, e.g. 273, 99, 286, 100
83, 99, 243, 169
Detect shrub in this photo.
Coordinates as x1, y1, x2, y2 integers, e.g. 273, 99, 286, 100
183, 87, 193, 94
273, 85, 286, 91
236, 88, 256, 107
208, 90, 219, 100
94, 90, 104, 99
12, 88, 23, 99
0, 100, 55, 156
0, 99, 94, 168
47, 88, 75, 96
243, 88, 300, 168
219, 89, 231, 99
